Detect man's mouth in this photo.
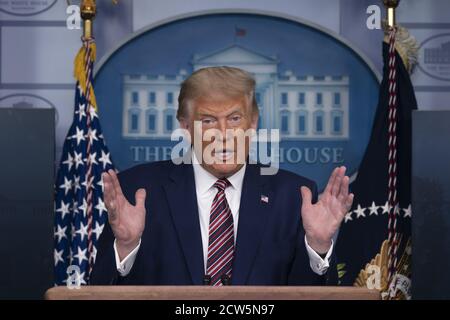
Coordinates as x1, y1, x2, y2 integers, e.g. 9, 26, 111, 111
213, 149, 234, 161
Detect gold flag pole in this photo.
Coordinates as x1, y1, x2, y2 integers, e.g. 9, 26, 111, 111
383, 0, 400, 28
80, 0, 97, 40
73, 0, 98, 111
73, 0, 118, 109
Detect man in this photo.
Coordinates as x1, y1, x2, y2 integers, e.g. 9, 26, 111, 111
90, 66, 353, 286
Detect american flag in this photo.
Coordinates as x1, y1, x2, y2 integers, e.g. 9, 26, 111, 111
54, 39, 114, 285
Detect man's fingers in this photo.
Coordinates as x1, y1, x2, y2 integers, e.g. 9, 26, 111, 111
103, 172, 118, 221
109, 169, 124, 199
330, 167, 342, 196
324, 167, 338, 195
135, 188, 147, 210
300, 186, 312, 207
345, 193, 355, 212
338, 175, 350, 201
102, 172, 114, 203
331, 166, 346, 196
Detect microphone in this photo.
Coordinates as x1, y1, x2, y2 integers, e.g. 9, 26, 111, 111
203, 275, 211, 285
221, 274, 231, 286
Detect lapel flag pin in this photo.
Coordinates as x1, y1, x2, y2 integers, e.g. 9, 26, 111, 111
261, 195, 269, 203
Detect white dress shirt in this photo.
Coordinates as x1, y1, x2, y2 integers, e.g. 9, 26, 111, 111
114, 153, 333, 277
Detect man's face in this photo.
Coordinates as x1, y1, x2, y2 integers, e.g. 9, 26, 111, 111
180, 95, 258, 178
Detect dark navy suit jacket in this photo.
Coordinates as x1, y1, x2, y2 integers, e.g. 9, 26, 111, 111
90, 160, 338, 285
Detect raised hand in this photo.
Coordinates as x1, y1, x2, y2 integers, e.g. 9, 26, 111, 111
300, 166, 354, 254
102, 169, 147, 260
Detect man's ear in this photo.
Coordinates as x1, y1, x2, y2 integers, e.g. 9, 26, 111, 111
178, 117, 190, 130
251, 112, 259, 130
178, 117, 194, 146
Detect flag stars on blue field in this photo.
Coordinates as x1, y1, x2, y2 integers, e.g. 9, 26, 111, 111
95, 198, 107, 217
73, 151, 84, 169
395, 204, 401, 216
73, 247, 88, 264
92, 177, 103, 193
87, 129, 99, 144
78, 199, 88, 218
89, 105, 98, 119
99, 150, 112, 169
82, 175, 95, 191
59, 177, 72, 196
403, 205, 412, 218
91, 246, 98, 262
72, 201, 79, 214
381, 201, 389, 215
344, 211, 353, 223
97, 177, 104, 192
75, 103, 86, 121
54, 249, 64, 267
85, 152, 98, 166
63, 270, 87, 286
63, 153, 74, 171
56, 200, 71, 220
344, 202, 413, 223
76, 222, 89, 241
92, 222, 105, 240
78, 272, 87, 285
73, 127, 86, 145
54, 225, 67, 243
73, 175, 81, 192
63, 273, 83, 286
54, 50, 115, 284
354, 204, 366, 219
369, 201, 379, 216
68, 247, 74, 265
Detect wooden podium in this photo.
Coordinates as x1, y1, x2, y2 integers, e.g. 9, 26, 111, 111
45, 286, 380, 300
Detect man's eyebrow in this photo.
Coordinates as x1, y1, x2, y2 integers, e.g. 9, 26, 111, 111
197, 113, 217, 118
226, 110, 243, 117
222, 104, 246, 115
196, 105, 245, 118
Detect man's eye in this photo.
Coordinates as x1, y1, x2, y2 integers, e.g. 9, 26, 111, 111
230, 116, 241, 122
202, 118, 215, 125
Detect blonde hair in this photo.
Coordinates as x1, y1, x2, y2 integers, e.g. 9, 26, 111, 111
177, 66, 258, 120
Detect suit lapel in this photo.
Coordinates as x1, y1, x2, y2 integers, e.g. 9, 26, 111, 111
232, 164, 273, 285
163, 163, 205, 285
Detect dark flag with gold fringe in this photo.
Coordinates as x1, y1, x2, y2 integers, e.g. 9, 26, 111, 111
336, 24, 418, 299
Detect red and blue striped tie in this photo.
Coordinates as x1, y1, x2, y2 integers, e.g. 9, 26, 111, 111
206, 179, 235, 286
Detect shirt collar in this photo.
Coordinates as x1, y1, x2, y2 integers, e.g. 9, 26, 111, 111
192, 151, 246, 195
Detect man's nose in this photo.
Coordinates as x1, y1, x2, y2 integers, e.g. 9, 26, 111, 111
217, 120, 233, 141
